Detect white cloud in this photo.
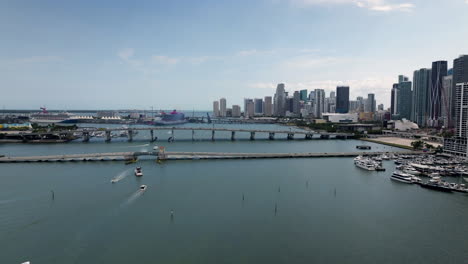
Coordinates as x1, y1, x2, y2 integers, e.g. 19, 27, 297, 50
117, 48, 134, 60
151, 55, 180, 65
291, 0, 415, 12
284, 56, 343, 68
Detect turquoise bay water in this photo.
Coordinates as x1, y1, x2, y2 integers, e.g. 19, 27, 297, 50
1, 124, 468, 263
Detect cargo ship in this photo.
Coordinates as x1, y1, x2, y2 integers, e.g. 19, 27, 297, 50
153, 110, 187, 126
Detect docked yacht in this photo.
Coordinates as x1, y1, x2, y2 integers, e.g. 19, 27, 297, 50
391, 171, 414, 184
419, 177, 453, 193
354, 159, 377, 171
134, 167, 143, 177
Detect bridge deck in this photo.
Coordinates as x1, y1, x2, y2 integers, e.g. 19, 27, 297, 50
0, 151, 419, 163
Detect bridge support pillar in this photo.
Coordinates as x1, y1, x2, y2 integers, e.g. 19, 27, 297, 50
231, 131, 235, 141
105, 131, 111, 142
269, 132, 275, 140
150, 130, 156, 142
128, 130, 133, 142
211, 130, 215, 141
287, 133, 294, 140
83, 132, 90, 142
305, 133, 313, 140
250, 132, 255, 140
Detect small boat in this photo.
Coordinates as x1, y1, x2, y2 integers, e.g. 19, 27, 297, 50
134, 167, 143, 177
140, 185, 147, 191
111, 179, 118, 183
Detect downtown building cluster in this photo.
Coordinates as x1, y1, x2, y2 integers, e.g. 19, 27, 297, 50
213, 84, 380, 123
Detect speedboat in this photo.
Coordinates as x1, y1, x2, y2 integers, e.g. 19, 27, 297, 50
140, 185, 147, 191
111, 179, 117, 183
134, 167, 143, 177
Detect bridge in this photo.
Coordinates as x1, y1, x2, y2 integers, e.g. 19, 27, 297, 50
11, 126, 355, 143
0, 150, 420, 163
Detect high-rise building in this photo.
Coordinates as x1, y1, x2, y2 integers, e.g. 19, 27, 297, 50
451, 55, 468, 128
244, 98, 253, 117
254, 98, 263, 115
232, 105, 241, 117
314, 89, 325, 118
444, 82, 468, 156
442, 75, 453, 128
246, 100, 255, 118
412, 68, 431, 127
220, 98, 227, 117
398, 75, 409, 83
273, 84, 286, 116
336, 86, 349, 113
397, 81, 412, 120
293, 91, 301, 115
378, 104, 384, 111
309, 91, 316, 102
213, 101, 220, 117
366, 94, 376, 113
455, 83, 468, 137
391, 84, 398, 116
429, 61, 448, 127
264, 96, 272, 116
330, 91, 336, 99
300, 89, 308, 101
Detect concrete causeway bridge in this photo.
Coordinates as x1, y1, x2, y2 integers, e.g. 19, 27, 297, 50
0, 150, 420, 163
14, 126, 354, 143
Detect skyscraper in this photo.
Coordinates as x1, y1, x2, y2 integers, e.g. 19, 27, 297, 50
293, 91, 301, 115
273, 83, 286, 116
429, 61, 448, 127
397, 81, 412, 120
254, 98, 263, 115
336, 86, 349, 113
245, 100, 255, 118
220, 98, 227, 117
232, 105, 241, 118
442, 75, 453, 128
366, 94, 376, 113
412, 68, 431, 127
213, 101, 220, 117
378, 104, 384, 111
244, 98, 253, 117
264, 96, 273, 116
314, 89, 325, 118
455, 83, 468, 137
391, 84, 398, 116
452, 55, 468, 128
300, 89, 308, 101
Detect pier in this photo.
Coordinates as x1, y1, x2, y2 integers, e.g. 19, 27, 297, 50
4, 126, 354, 143
0, 150, 421, 163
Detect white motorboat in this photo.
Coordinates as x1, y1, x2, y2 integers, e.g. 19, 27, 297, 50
391, 171, 414, 184
140, 185, 147, 191
134, 167, 143, 177
354, 160, 377, 171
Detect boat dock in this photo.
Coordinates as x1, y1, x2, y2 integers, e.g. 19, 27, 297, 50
0, 150, 421, 163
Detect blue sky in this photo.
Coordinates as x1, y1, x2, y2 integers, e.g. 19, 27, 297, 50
1, 0, 467, 110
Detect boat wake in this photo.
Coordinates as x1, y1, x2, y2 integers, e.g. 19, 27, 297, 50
110, 168, 131, 183
121, 190, 145, 207
128, 144, 150, 148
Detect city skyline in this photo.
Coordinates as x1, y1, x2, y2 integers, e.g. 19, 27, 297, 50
1, 1, 468, 110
